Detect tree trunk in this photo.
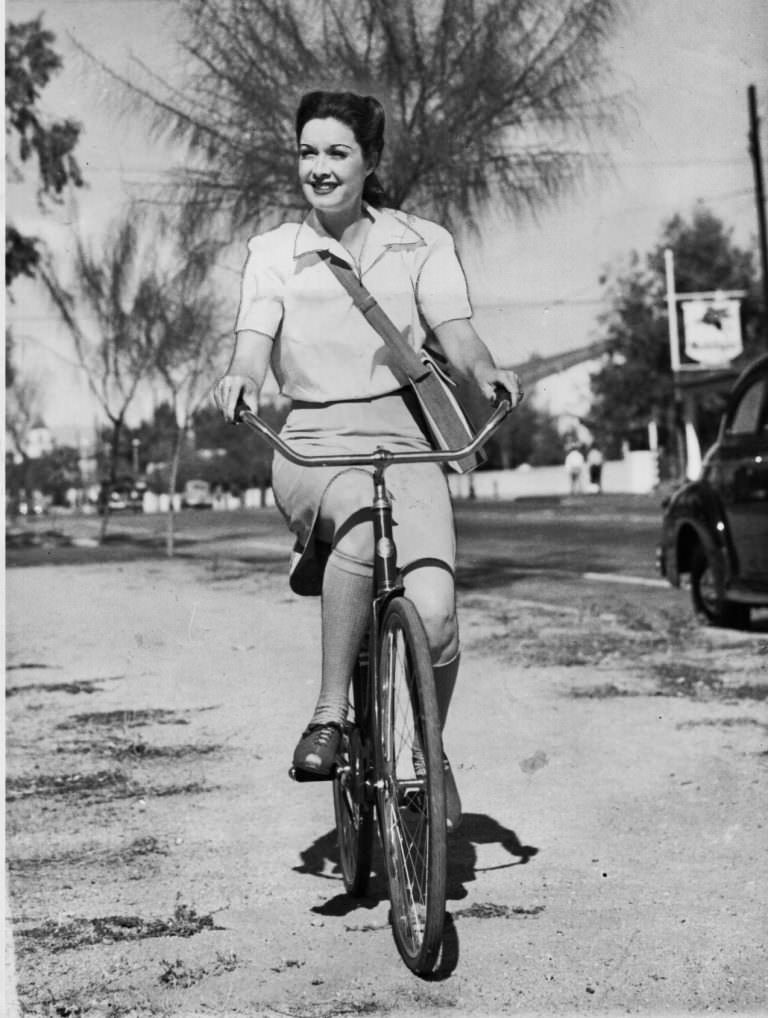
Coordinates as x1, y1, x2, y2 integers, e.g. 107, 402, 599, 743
165, 424, 185, 557
98, 418, 123, 545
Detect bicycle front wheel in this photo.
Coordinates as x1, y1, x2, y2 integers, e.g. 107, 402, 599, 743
333, 644, 374, 897
375, 596, 446, 974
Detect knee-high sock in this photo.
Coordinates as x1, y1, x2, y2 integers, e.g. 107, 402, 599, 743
433, 649, 460, 731
310, 550, 373, 727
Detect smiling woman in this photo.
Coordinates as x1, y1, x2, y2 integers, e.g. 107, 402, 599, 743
212, 89, 522, 817
296, 91, 386, 230
297, 122, 373, 269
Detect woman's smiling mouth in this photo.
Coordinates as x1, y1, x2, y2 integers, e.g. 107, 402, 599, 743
309, 179, 338, 194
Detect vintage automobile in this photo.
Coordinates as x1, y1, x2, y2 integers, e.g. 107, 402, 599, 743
96, 479, 145, 514
181, 478, 214, 509
657, 352, 768, 628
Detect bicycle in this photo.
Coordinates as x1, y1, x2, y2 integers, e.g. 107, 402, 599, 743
235, 386, 513, 975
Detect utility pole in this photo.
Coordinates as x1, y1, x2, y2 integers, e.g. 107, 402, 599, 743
748, 85, 768, 343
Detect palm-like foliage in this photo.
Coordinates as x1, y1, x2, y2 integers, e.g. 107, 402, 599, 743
116, 0, 623, 237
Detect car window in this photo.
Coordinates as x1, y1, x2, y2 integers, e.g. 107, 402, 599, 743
726, 377, 766, 435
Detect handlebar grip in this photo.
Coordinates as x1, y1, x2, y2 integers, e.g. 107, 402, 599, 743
233, 390, 250, 424
491, 382, 512, 407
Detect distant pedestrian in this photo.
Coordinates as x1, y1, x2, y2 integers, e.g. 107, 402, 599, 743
587, 445, 604, 493
565, 446, 585, 494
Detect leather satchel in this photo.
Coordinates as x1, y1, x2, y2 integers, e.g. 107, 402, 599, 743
321, 252, 484, 473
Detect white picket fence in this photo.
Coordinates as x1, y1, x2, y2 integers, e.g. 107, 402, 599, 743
448, 450, 660, 500
139, 450, 659, 512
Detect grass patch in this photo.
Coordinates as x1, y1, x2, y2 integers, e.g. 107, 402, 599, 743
6, 662, 57, 671
7, 835, 167, 875
6, 769, 133, 802
652, 662, 768, 700
56, 709, 191, 730
676, 717, 768, 730
158, 951, 238, 988
6, 769, 215, 803
7, 679, 104, 698
51, 734, 222, 761
109, 741, 221, 761
570, 684, 642, 699
453, 902, 545, 919
15, 898, 221, 955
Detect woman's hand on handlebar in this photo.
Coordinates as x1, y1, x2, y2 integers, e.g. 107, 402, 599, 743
213, 374, 259, 422
473, 362, 524, 408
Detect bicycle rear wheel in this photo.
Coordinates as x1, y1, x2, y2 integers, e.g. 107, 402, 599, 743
375, 596, 446, 974
333, 644, 374, 896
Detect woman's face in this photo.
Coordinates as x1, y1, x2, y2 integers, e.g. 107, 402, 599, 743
298, 117, 371, 219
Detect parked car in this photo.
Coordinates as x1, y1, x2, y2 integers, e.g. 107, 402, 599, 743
181, 479, 213, 509
657, 352, 768, 627
97, 480, 145, 514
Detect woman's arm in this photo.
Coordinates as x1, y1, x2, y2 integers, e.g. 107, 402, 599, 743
432, 318, 524, 406
213, 329, 274, 421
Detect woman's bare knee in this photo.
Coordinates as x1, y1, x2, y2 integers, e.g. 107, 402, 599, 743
403, 568, 458, 661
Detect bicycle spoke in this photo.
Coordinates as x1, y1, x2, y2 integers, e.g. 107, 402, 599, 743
376, 598, 446, 973
332, 653, 374, 898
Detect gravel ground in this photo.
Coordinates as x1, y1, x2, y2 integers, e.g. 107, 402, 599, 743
5, 552, 768, 1017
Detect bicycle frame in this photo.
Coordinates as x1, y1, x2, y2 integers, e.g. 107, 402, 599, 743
235, 390, 511, 619
236, 389, 511, 611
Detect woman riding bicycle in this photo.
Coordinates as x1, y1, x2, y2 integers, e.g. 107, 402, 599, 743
214, 90, 523, 831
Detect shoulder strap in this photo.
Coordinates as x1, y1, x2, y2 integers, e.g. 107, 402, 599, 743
320, 252, 429, 381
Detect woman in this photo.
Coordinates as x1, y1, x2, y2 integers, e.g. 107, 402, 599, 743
214, 90, 522, 830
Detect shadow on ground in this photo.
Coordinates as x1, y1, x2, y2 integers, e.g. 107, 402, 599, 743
294, 812, 538, 912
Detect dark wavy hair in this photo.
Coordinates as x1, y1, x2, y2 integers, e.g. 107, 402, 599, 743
295, 90, 389, 208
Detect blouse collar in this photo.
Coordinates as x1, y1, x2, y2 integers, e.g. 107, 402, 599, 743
293, 204, 426, 271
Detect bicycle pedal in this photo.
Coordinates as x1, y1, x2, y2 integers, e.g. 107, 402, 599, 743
400, 784, 426, 813
288, 766, 335, 783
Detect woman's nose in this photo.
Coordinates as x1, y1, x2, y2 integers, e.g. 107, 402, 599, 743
310, 153, 331, 177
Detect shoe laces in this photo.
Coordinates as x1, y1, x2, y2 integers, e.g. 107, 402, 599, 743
307, 723, 338, 746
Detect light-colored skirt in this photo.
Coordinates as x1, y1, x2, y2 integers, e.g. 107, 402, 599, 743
271, 390, 456, 595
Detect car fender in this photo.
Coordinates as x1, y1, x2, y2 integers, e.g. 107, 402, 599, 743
666, 483, 734, 590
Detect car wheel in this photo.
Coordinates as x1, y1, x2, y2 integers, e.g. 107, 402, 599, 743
690, 545, 750, 629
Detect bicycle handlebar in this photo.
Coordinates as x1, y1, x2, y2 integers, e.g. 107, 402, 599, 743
233, 385, 513, 469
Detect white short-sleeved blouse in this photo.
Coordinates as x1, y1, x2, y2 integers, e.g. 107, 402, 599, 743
234, 204, 472, 402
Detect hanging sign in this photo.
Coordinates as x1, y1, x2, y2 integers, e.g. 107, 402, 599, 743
681, 298, 743, 366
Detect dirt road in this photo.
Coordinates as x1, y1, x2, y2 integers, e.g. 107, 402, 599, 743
5, 555, 768, 1016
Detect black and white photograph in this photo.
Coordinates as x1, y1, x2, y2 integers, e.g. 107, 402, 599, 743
5, 1, 768, 1015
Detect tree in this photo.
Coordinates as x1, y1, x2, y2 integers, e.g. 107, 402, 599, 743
149, 218, 228, 556
5, 17, 84, 286
485, 398, 566, 468
39, 210, 165, 542
589, 204, 764, 462
190, 400, 291, 493
5, 373, 45, 507
109, 0, 622, 238
6, 445, 83, 508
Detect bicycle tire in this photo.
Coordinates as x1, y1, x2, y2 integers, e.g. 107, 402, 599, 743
333, 645, 374, 896
375, 596, 447, 974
